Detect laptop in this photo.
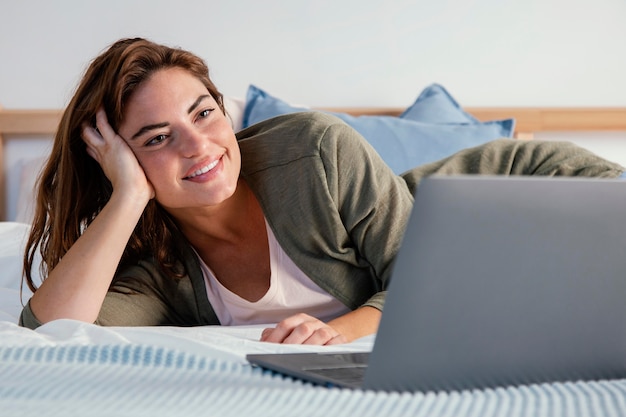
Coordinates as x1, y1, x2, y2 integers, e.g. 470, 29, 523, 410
247, 175, 626, 392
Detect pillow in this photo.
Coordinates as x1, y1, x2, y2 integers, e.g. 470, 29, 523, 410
0, 222, 32, 291
223, 96, 245, 132
15, 156, 47, 224
400, 83, 514, 133
242, 85, 515, 174
242, 85, 308, 129
0, 222, 34, 323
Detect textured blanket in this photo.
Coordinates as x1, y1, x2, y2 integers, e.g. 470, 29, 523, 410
2, 343, 626, 417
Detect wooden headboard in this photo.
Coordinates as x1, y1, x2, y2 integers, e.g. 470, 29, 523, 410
1, 107, 626, 221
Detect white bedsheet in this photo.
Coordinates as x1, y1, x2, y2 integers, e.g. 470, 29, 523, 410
0, 318, 373, 363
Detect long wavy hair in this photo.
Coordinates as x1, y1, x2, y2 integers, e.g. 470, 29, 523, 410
23, 37, 225, 292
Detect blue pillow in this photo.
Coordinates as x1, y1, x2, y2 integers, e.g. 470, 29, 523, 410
399, 83, 515, 133
242, 85, 516, 174
242, 85, 309, 129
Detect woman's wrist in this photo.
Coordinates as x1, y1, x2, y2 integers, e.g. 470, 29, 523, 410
108, 184, 152, 215
327, 306, 381, 342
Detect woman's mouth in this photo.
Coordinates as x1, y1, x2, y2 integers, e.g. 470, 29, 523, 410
184, 159, 220, 179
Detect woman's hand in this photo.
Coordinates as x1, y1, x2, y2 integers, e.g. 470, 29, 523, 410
82, 108, 154, 202
260, 307, 381, 346
260, 313, 348, 345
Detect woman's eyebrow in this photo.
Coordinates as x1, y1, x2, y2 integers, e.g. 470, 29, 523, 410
130, 95, 211, 140
188, 94, 211, 114
131, 122, 169, 140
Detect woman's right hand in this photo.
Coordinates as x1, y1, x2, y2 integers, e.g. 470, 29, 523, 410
82, 108, 155, 203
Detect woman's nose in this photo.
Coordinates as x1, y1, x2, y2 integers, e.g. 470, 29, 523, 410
179, 127, 207, 158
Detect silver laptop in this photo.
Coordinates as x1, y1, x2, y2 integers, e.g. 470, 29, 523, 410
247, 175, 626, 392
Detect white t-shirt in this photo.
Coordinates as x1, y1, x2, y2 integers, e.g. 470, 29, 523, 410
196, 220, 350, 326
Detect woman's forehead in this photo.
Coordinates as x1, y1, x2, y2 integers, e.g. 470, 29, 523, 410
123, 69, 213, 118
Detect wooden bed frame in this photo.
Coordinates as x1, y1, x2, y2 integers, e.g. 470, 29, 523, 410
1, 107, 626, 220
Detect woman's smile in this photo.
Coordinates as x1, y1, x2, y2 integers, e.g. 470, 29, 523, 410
184, 157, 223, 181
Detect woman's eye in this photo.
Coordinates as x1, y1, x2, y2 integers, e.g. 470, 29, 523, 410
198, 108, 214, 119
146, 134, 167, 146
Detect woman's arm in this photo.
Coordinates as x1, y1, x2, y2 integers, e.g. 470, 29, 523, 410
27, 109, 154, 325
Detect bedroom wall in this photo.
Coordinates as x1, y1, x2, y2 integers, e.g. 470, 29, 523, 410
1, 0, 626, 220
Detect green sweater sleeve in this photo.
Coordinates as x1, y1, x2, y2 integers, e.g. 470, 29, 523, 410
18, 300, 42, 329
401, 138, 624, 193
97, 254, 218, 326
318, 119, 415, 310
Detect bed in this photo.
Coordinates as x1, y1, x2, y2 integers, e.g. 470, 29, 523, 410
1, 84, 626, 416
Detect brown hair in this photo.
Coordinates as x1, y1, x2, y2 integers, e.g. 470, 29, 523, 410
23, 37, 225, 292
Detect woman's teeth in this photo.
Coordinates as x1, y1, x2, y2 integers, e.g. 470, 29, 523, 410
187, 160, 219, 179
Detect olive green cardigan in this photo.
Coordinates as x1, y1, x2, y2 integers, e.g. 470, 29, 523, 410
20, 112, 624, 329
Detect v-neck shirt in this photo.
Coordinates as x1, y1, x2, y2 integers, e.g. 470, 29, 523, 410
196, 219, 350, 325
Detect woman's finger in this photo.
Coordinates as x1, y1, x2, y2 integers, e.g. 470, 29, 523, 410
81, 122, 103, 147
81, 123, 105, 163
94, 107, 117, 139
298, 326, 337, 345
260, 313, 311, 343
261, 314, 345, 345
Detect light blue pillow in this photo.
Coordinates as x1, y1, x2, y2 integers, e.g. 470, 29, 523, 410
399, 83, 515, 133
242, 85, 516, 174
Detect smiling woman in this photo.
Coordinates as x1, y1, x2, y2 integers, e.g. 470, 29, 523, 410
20, 38, 390, 345
18, 38, 626, 346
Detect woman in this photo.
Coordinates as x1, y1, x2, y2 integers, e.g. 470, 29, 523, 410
20, 38, 625, 344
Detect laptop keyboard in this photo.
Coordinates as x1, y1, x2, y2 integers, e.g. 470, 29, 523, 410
306, 365, 368, 385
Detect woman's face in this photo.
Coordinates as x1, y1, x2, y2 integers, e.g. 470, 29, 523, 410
118, 68, 241, 213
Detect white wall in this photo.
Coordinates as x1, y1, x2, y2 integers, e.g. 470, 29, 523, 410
2, 0, 625, 108
2, 0, 626, 219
